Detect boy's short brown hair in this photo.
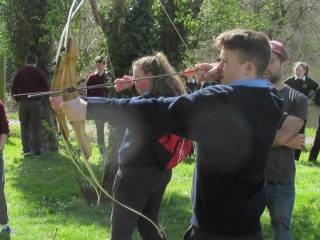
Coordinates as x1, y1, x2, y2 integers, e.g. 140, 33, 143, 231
25, 54, 38, 65
215, 29, 271, 77
95, 55, 106, 64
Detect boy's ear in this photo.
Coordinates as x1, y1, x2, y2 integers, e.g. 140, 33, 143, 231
245, 61, 257, 76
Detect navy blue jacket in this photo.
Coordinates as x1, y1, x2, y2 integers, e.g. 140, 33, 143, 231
86, 83, 283, 237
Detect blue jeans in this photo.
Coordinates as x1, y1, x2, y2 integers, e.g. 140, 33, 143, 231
265, 181, 295, 240
0, 152, 8, 224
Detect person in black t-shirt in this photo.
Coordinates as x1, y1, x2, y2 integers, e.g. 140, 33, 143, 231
264, 40, 308, 240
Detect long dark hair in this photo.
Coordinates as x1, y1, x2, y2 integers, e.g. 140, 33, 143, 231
132, 52, 186, 97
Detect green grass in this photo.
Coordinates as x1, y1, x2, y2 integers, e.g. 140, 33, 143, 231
305, 127, 316, 138
2, 127, 320, 239
6, 111, 18, 121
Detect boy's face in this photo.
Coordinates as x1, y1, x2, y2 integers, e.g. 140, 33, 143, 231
217, 47, 250, 84
96, 62, 106, 73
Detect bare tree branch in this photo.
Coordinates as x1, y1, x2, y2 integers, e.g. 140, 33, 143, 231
89, 0, 110, 34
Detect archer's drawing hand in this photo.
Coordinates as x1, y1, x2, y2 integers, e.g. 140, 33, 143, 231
183, 67, 195, 78
61, 97, 87, 122
114, 75, 134, 92
194, 62, 221, 83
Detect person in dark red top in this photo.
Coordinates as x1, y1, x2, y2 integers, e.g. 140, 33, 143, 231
0, 101, 11, 238
11, 54, 50, 156
86, 56, 110, 155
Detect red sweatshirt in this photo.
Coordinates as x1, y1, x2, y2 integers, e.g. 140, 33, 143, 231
11, 65, 50, 101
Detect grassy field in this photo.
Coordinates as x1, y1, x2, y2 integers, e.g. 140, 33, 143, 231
2, 125, 320, 240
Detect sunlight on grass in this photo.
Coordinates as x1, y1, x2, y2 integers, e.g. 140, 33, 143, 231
3, 130, 320, 239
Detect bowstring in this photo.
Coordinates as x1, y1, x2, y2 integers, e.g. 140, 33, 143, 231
159, 0, 190, 52
14, 69, 195, 98
55, 0, 102, 205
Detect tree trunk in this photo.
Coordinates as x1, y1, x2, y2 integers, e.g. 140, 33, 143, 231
0, 56, 5, 104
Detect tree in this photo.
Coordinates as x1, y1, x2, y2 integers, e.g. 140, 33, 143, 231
2, 0, 59, 152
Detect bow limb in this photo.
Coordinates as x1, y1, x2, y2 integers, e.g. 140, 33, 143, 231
51, 55, 69, 140
51, 46, 101, 205
61, 38, 92, 161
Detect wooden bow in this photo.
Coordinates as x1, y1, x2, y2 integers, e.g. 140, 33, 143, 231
51, 38, 92, 161
48, 1, 166, 238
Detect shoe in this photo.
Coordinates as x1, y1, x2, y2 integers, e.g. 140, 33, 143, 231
22, 151, 32, 157
0, 226, 11, 240
33, 152, 42, 157
49, 148, 59, 153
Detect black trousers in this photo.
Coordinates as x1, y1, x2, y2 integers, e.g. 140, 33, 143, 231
0, 152, 8, 224
309, 116, 320, 161
18, 100, 42, 154
183, 226, 263, 240
94, 120, 106, 154
111, 166, 171, 240
295, 122, 306, 160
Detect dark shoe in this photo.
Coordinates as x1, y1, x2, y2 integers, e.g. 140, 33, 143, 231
0, 226, 11, 240
49, 148, 59, 153
22, 151, 32, 157
33, 152, 43, 157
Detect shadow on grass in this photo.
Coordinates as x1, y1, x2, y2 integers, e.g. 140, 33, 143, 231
297, 160, 320, 168
11, 151, 110, 227
11, 151, 192, 238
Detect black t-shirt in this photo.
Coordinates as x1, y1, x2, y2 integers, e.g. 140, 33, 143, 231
265, 85, 308, 182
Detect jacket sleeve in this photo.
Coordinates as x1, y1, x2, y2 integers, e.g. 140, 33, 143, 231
85, 88, 217, 141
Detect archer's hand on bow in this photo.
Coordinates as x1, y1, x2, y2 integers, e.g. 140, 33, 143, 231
114, 75, 134, 92
194, 62, 221, 83
50, 96, 87, 122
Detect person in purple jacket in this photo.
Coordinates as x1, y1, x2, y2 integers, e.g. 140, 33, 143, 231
86, 56, 111, 155
0, 101, 11, 238
11, 54, 49, 156
52, 29, 283, 240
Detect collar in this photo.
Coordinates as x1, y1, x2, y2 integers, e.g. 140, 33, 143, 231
228, 79, 272, 88
26, 64, 37, 67
295, 75, 306, 81
95, 70, 105, 76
